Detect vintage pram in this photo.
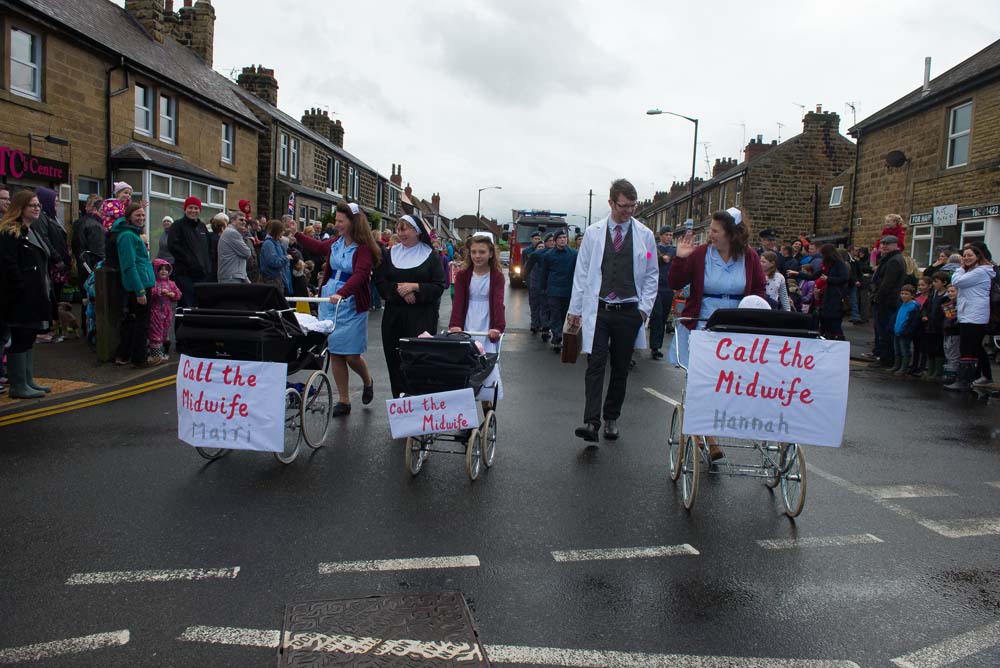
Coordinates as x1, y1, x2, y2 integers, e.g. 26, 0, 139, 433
667, 307, 820, 517
175, 284, 334, 464
397, 332, 502, 480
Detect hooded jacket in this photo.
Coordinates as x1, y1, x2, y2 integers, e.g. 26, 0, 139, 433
113, 217, 155, 296
167, 215, 213, 281
952, 264, 996, 325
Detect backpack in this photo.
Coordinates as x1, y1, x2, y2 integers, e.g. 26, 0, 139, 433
104, 228, 120, 270
988, 267, 1000, 334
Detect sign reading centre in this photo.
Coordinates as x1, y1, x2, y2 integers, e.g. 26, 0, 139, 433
176, 355, 286, 452
386, 388, 478, 439
684, 331, 849, 447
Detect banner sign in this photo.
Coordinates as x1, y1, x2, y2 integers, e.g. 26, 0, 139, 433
933, 204, 958, 227
0, 145, 69, 182
683, 331, 850, 447
386, 388, 478, 439
176, 355, 287, 452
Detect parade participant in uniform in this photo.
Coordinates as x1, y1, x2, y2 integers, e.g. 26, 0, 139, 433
567, 179, 658, 442
0, 190, 52, 398
539, 229, 577, 353
449, 232, 506, 411
648, 226, 676, 359
525, 234, 550, 337
297, 202, 381, 415
522, 231, 542, 333
668, 207, 766, 459
375, 213, 447, 398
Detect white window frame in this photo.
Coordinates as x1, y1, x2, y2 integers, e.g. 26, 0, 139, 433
221, 122, 234, 164
333, 160, 342, 193
961, 219, 986, 247
829, 186, 844, 208
348, 166, 359, 200
298, 204, 307, 224
326, 157, 335, 190
135, 84, 153, 136
159, 94, 176, 144
290, 138, 300, 179
376, 180, 384, 210
77, 177, 101, 204
719, 183, 727, 209
946, 102, 972, 169
734, 176, 743, 207
389, 187, 399, 216
279, 133, 289, 175
10, 26, 42, 100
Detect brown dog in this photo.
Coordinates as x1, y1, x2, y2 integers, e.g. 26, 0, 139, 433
57, 302, 81, 338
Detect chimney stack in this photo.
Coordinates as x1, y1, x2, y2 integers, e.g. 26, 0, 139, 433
237, 64, 278, 106
331, 119, 345, 148
175, 0, 215, 66
744, 136, 776, 162
301, 107, 334, 140
125, 0, 165, 43
431, 193, 441, 213
802, 110, 841, 135
390, 164, 402, 187
921, 57, 932, 97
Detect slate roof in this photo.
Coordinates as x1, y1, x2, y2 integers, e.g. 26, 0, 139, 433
850, 39, 1000, 135
14, 0, 262, 128
111, 142, 230, 184
232, 86, 380, 175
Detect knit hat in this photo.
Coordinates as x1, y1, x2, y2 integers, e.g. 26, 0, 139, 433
238, 199, 251, 216
184, 196, 202, 210
113, 181, 132, 196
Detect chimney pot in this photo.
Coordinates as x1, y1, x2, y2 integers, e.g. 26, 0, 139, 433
815, 104, 822, 113
921, 56, 932, 97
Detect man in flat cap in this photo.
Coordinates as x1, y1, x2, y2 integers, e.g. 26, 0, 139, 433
869, 234, 907, 368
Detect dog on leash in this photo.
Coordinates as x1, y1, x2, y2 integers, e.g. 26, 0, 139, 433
57, 302, 81, 338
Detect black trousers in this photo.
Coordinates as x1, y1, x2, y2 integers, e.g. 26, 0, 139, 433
116, 294, 151, 364
648, 288, 675, 351
875, 304, 897, 366
381, 303, 440, 398
959, 322, 992, 380
584, 307, 642, 427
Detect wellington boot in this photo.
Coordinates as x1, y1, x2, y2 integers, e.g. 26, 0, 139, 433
24, 350, 51, 392
893, 355, 911, 376
7, 353, 45, 399
944, 360, 977, 391
921, 358, 941, 381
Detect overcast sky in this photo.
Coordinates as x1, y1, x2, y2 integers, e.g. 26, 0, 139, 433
164, 1, 999, 224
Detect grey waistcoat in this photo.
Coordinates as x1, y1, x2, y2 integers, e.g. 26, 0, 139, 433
600, 223, 636, 300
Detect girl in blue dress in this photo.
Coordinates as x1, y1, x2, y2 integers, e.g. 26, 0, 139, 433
296, 202, 381, 416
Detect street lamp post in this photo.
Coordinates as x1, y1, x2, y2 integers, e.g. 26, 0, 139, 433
646, 109, 699, 224
476, 186, 502, 229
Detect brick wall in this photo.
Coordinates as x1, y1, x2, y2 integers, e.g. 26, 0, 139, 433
815, 167, 854, 239
852, 79, 1000, 248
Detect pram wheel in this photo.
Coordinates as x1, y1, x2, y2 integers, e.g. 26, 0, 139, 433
681, 435, 700, 510
275, 388, 302, 465
481, 410, 497, 468
301, 370, 332, 449
763, 442, 782, 489
196, 447, 229, 460
405, 436, 427, 475
779, 444, 807, 517
465, 428, 482, 481
667, 405, 682, 481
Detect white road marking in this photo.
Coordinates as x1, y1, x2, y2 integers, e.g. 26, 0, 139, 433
66, 566, 240, 585
484, 644, 861, 667
643, 387, 680, 407
868, 484, 956, 499
0, 630, 129, 663
890, 620, 1000, 668
179, 626, 484, 660
756, 534, 884, 550
987, 481, 1000, 490
177, 627, 860, 667
551, 544, 699, 562
318, 554, 480, 574
806, 464, 990, 538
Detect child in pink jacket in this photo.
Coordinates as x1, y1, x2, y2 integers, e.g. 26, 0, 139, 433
148, 258, 182, 360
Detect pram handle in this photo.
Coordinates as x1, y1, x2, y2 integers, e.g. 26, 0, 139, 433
447, 330, 505, 356
285, 297, 332, 303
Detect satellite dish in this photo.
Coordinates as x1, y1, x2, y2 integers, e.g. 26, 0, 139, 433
885, 150, 908, 168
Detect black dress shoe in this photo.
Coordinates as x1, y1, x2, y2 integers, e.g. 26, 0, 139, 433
362, 381, 374, 405
540, 332, 551, 342
574, 423, 599, 442
651, 349, 663, 360
603, 419, 619, 440
332, 402, 351, 417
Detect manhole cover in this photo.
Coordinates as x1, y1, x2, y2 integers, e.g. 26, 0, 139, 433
279, 591, 489, 666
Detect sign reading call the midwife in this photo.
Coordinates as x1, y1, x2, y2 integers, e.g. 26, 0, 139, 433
176, 355, 286, 452
386, 388, 478, 439
684, 331, 849, 447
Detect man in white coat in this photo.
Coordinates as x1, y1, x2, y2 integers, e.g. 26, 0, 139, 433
567, 179, 659, 442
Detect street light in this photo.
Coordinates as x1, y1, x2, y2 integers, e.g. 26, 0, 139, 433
476, 186, 502, 228
646, 108, 698, 224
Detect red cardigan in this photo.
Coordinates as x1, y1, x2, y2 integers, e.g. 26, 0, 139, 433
295, 232, 374, 313
448, 268, 506, 332
667, 244, 767, 330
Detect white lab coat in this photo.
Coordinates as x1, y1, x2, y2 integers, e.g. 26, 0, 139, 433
568, 215, 659, 354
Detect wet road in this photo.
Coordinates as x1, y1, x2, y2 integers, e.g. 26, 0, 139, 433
2, 276, 1000, 667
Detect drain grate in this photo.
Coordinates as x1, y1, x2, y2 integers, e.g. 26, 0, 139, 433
279, 591, 489, 666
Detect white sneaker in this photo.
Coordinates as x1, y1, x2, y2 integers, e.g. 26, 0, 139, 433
972, 376, 992, 386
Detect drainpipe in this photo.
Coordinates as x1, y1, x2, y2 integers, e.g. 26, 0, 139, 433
105, 58, 130, 197
848, 129, 861, 248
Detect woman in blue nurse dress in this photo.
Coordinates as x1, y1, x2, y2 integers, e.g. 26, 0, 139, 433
294, 202, 381, 417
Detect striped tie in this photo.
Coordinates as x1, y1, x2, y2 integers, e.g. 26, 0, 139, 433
607, 225, 624, 300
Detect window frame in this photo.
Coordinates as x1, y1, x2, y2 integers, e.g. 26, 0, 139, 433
158, 94, 177, 144
829, 186, 844, 208
279, 133, 289, 175
289, 137, 300, 179
326, 156, 335, 190
221, 122, 234, 164
9, 25, 42, 101
348, 166, 359, 200
946, 101, 972, 169
135, 83, 153, 136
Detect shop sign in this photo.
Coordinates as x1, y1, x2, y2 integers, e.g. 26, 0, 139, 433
0, 145, 69, 182
933, 205, 958, 227
962, 204, 1000, 218
909, 212, 933, 225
